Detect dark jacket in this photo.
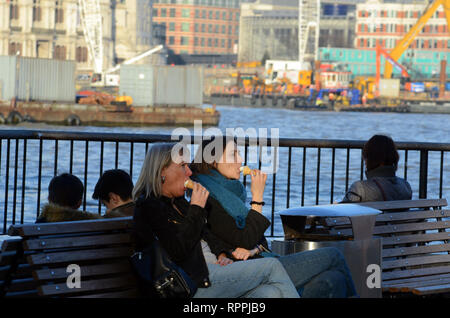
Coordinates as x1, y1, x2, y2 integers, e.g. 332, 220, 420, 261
104, 201, 135, 218
133, 193, 230, 288
341, 165, 412, 203
204, 196, 271, 255
36, 203, 102, 223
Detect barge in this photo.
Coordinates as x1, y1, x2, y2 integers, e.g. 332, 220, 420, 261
0, 101, 220, 127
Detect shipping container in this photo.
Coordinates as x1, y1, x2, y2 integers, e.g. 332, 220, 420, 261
0, 56, 75, 102
379, 78, 400, 97
119, 65, 203, 107
0, 56, 18, 101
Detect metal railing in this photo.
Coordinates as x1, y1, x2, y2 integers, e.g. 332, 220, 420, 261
1, 129, 449, 235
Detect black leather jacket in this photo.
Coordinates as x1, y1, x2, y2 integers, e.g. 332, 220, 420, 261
133, 193, 229, 288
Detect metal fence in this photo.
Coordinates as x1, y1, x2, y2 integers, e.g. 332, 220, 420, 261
1, 129, 449, 235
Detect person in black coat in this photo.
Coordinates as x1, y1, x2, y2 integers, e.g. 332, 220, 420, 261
132, 142, 299, 298
190, 137, 358, 298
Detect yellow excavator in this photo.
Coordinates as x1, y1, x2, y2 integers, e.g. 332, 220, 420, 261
384, 0, 450, 79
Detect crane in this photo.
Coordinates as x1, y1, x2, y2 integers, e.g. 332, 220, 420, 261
384, 0, 450, 79
77, 0, 103, 74
376, 44, 409, 96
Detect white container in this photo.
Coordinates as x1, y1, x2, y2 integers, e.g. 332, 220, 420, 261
0, 56, 76, 102
119, 65, 204, 107
379, 78, 400, 98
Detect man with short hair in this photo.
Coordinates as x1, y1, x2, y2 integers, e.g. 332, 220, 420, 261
92, 169, 135, 218
36, 173, 100, 223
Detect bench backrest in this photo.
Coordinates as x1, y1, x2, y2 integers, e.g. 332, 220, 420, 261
324, 199, 450, 286
7, 217, 138, 298
0, 237, 39, 298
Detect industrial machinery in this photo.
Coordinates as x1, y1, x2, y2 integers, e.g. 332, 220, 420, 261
383, 0, 450, 79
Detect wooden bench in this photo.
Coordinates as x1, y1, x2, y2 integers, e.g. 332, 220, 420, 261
1, 237, 39, 298
322, 198, 450, 297
5, 217, 139, 298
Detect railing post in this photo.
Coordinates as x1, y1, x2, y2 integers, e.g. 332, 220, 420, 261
419, 150, 428, 199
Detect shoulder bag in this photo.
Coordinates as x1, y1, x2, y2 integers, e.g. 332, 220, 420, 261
130, 238, 197, 298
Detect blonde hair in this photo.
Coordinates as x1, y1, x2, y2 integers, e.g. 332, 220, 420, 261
132, 142, 177, 200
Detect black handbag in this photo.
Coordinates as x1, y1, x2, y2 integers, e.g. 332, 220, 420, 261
130, 238, 197, 298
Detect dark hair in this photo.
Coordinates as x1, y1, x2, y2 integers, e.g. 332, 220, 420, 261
190, 136, 238, 176
92, 169, 134, 202
362, 135, 399, 171
48, 173, 84, 209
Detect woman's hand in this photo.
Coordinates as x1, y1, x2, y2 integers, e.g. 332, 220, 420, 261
250, 170, 267, 202
189, 182, 209, 209
232, 247, 254, 261
216, 253, 233, 266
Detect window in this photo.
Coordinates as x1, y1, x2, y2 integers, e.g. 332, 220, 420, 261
182, 9, 190, 18
54, 45, 66, 60
33, 0, 42, 22
169, 22, 175, 31
55, 1, 64, 24
170, 8, 176, 17
181, 37, 189, 46
10, 1, 19, 20
169, 36, 175, 45
161, 8, 167, 17
181, 23, 189, 32
75, 47, 88, 62
8, 42, 22, 55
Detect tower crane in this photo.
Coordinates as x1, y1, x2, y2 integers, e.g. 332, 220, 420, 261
77, 0, 103, 75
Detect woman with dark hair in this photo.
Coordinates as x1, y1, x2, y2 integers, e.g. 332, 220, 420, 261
190, 137, 357, 298
342, 134, 412, 203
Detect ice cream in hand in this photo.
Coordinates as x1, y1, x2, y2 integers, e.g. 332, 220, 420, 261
184, 179, 194, 189
240, 166, 254, 176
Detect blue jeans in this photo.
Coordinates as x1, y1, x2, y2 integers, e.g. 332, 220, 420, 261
193, 257, 299, 298
277, 247, 357, 298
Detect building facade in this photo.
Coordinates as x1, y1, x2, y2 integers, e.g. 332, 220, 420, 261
355, 0, 450, 50
0, 0, 159, 72
237, 0, 359, 62
151, 0, 253, 55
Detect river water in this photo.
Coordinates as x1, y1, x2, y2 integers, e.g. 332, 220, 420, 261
1, 106, 449, 235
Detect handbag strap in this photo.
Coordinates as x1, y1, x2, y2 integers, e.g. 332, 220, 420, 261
373, 178, 387, 201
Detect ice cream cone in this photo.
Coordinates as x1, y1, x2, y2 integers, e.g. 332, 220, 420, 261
184, 179, 194, 189
240, 166, 254, 176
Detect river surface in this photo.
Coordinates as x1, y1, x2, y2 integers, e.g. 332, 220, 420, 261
1, 106, 449, 236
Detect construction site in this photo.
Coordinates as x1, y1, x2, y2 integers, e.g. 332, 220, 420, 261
206, 0, 450, 113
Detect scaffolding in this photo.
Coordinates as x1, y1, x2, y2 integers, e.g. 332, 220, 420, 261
298, 0, 320, 64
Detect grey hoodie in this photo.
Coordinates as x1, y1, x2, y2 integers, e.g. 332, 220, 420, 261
341, 165, 412, 203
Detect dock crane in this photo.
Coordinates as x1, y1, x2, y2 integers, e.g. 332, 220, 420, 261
384, 0, 450, 79
376, 44, 410, 96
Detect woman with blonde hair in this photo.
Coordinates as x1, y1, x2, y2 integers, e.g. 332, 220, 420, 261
132, 142, 299, 298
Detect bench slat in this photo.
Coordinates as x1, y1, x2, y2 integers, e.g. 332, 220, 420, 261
382, 243, 450, 258
1, 238, 22, 252
38, 275, 136, 296
73, 288, 139, 298
353, 198, 447, 211
332, 220, 450, 236
383, 273, 450, 288
33, 261, 132, 281
24, 233, 132, 251
27, 246, 132, 265
413, 283, 450, 295
8, 217, 132, 237
383, 265, 450, 281
382, 232, 450, 246
382, 254, 450, 270
325, 210, 450, 228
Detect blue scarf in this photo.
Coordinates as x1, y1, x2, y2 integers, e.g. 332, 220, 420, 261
192, 170, 248, 229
